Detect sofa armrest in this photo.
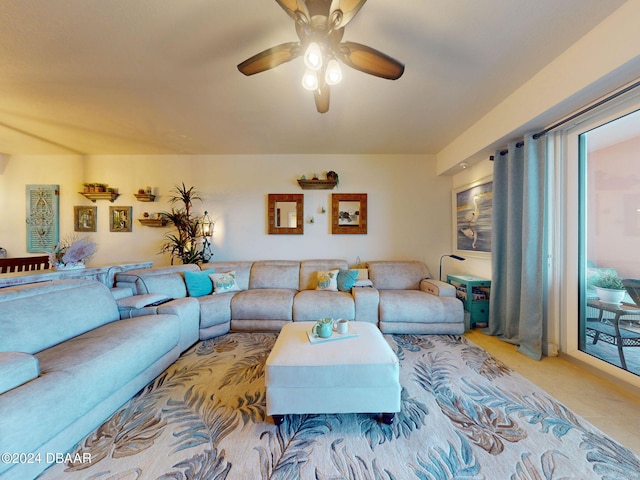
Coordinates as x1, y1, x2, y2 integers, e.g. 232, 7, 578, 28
110, 286, 135, 300
353, 286, 380, 324
421, 279, 456, 297
117, 293, 172, 311
115, 277, 140, 295
157, 298, 200, 351
118, 298, 200, 352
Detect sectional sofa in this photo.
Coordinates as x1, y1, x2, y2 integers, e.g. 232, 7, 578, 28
0, 259, 463, 479
0, 279, 200, 480
115, 259, 465, 336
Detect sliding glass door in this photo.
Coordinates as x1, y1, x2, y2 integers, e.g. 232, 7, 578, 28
578, 108, 640, 376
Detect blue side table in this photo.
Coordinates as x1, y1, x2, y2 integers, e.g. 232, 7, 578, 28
446, 274, 491, 328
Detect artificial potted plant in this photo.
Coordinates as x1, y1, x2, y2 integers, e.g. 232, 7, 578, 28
326, 170, 339, 185
593, 270, 626, 304
48, 235, 97, 270
160, 183, 206, 264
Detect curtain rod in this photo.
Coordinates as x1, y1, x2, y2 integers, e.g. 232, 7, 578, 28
489, 78, 640, 160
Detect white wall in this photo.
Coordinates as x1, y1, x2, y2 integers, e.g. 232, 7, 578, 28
439, 0, 640, 175
0, 154, 454, 274
444, 1, 640, 282
0, 154, 86, 254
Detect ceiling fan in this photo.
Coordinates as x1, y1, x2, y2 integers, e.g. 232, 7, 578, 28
237, 0, 405, 113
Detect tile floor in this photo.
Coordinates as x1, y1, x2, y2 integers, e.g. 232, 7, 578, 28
465, 329, 640, 457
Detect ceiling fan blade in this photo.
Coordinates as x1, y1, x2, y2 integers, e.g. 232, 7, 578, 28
337, 41, 404, 80
314, 84, 330, 113
237, 42, 301, 76
275, 0, 310, 24
329, 0, 367, 29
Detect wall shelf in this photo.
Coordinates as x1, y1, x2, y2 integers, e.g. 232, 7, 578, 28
297, 179, 337, 190
79, 192, 120, 203
138, 218, 167, 227
134, 193, 156, 202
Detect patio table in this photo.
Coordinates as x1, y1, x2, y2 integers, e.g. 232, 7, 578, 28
586, 299, 640, 370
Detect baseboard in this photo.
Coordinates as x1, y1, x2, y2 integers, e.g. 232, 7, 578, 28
544, 342, 559, 357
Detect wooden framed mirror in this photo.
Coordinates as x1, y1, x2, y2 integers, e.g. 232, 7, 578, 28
268, 194, 304, 234
332, 193, 367, 234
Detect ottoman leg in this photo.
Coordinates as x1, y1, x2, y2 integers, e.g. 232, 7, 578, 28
272, 415, 285, 426
380, 413, 395, 425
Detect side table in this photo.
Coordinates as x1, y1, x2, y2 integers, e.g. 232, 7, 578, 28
586, 299, 640, 370
447, 274, 491, 328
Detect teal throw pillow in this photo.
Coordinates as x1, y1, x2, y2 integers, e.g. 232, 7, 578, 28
184, 269, 215, 297
337, 269, 359, 292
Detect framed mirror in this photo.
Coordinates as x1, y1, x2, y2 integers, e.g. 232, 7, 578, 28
332, 193, 367, 234
268, 194, 304, 234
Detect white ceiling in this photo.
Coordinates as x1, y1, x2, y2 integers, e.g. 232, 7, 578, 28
0, 0, 627, 156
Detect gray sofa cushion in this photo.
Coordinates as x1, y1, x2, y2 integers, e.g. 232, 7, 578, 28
293, 290, 355, 321
199, 293, 236, 328
141, 273, 188, 298
378, 290, 461, 324
368, 261, 431, 290
0, 369, 77, 474
37, 314, 180, 408
0, 314, 180, 466
0, 352, 39, 394
249, 260, 299, 290
0, 279, 119, 354
367, 261, 431, 290
231, 289, 295, 320
204, 261, 253, 291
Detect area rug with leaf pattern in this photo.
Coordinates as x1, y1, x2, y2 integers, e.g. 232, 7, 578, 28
39, 332, 640, 480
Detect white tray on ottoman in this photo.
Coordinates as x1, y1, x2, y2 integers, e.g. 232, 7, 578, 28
265, 321, 401, 425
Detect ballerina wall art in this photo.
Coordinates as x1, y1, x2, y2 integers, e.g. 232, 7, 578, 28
453, 177, 493, 256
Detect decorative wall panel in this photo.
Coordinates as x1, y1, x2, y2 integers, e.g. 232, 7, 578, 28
25, 184, 60, 252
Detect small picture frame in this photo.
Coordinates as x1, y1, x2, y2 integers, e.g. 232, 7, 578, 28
332, 193, 367, 234
110, 206, 132, 232
74, 206, 97, 232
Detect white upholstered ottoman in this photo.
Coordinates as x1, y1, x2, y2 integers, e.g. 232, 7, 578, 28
265, 321, 401, 425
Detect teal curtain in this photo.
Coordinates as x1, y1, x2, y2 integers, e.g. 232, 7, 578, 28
488, 134, 547, 360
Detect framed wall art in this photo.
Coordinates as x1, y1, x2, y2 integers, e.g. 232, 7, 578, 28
74, 206, 97, 232
110, 206, 132, 232
25, 184, 60, 252
267, 193, 304, 234
332, 193, 367, 234
452, 176, 493, 257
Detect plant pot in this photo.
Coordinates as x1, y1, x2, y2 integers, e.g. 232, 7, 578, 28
53, 261, 86, 271
594, 286, 626, 304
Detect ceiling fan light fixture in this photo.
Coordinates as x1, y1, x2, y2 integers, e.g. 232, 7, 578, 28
324, 58, 342, 85
302, 69, 319, 91
238, 0, 405, 113
303, 42, 323, 71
